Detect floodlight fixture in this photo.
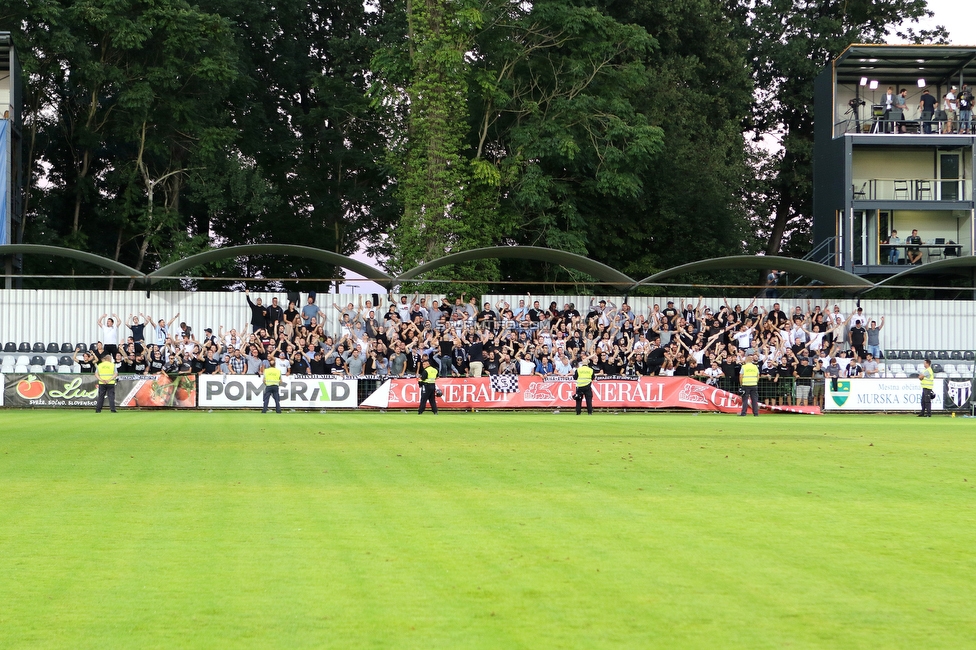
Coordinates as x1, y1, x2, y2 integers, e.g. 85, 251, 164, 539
917, 78, 926, 88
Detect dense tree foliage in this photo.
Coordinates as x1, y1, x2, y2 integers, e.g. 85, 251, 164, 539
0, 0, 944, 289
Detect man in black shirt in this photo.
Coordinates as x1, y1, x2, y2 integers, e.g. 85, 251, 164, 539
918, 89, 938, 133
848, 322, 867, 359
793, 356, 814, 406
266, 297, 284, 331
466, 333, 485, 377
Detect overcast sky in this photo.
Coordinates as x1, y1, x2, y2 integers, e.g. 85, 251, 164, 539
907, 0, 975, 44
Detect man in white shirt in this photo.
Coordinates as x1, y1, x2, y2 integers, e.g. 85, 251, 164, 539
732, 323, 754, 351
97, 313, 122, 357
945, 86, 958, 133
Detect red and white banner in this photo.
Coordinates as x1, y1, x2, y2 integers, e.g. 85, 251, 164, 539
360, 376, 820, 414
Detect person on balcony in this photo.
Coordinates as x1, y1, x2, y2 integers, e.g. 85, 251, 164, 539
881, 86, 896, 132
918, 89, 938, 134
944, 86, 958, 134
959, 84, 973, 135
884, 230, 901, 264
893, 89, 909, 133
906, 229, 923, 265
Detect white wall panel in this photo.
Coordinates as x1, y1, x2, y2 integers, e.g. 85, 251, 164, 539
0, 289, 972, 352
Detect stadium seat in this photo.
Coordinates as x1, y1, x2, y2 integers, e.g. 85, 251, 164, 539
17, 342, 29, 353
57, 365, 72, 373
937, 351, 949, 360
16, 354, 30, 367
893, 372, 908, 379
932, 363, 944, 373
950, 351, 963, 360
876, 350, 885, 359
3, 342, 15, 352
935, 371, 948, 379
75, 343, 87, 352
90, 343, 99, 355
965, 351, 976, 361
32, 343, 45, 353
59, 355, 73, 367
46, 342, 59, 353
900, 351, 912, 360
0, 356, 14, 372
887, 363, 903, 376
924, 350, 937, 360
14, 364, 28, 374
72, 364, 81, 374
911, 351, 923, 360
901, 362, 917, 374
43, 356, 58, 372
942, 364, 956, 375
60, 343, 74, 353
30, 355, 45, 367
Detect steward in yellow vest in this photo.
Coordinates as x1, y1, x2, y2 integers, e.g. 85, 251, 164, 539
261, 359, 283, 414
418, 358, 439, 415
573, 357, 595, 415
918, 359, 934, 417
739, 354, 760, 416
95, 355, 118, 413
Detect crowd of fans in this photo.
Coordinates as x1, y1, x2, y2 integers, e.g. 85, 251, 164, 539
75, 292, 889, 408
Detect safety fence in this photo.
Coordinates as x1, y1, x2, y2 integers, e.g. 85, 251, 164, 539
1, 373, 971, 413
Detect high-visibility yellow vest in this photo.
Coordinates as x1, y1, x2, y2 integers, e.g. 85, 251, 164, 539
264, 367, 282, 386
96, 361, 117, 385
740, 362, 759, 387
920, 366, 934, 390
422, 366, 438, 384
576, 365, 594, 388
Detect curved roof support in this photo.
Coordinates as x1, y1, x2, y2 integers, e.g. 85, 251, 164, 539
149, 244, 394, 289
0, 244, 146, 279
863, 256, 976, 293
393, 246, 636, 290
631, 255, 873, 293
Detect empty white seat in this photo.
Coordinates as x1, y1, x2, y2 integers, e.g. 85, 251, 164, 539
72, 364, 82, 373
902, 362, 917, 374
14, 364, 29, 373
0, 357, 14, 372
28, 364, 44, 373
16, 355, 30, 366
887, 363, 902, 375
935, 372, 949, 378
894, 372, 908, 378
57, 365, 72, 373
942, 364, 956, 374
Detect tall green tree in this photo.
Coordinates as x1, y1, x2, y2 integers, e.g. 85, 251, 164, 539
2, 0, 238, 286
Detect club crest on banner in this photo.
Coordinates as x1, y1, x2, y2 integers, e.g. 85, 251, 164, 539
831, 380, 851, 407
947, 380, 973, 408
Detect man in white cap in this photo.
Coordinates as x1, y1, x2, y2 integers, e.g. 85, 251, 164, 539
945, 86, 958, 134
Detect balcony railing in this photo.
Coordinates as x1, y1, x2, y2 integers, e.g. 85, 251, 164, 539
852, 178, 969, 202
834, 115, 974, 137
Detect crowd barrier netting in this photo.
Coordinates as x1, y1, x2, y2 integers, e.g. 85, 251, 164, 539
3, 373, 972, 413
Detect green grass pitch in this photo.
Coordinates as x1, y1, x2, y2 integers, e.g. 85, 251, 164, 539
2, 410, 976, 648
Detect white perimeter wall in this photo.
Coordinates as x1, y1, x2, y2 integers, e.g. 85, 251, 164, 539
0, 289, 971, 352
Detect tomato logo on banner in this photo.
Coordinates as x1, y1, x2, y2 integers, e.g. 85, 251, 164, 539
16, 375, 46, 400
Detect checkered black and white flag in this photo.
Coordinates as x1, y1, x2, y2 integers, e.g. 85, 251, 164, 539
490, 375, 520, 393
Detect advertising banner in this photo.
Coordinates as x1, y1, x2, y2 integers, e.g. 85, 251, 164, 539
360, 376, 820, 414
197, 375, 358, 409
2, 373, 197, 408
824, 378, 944, 411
